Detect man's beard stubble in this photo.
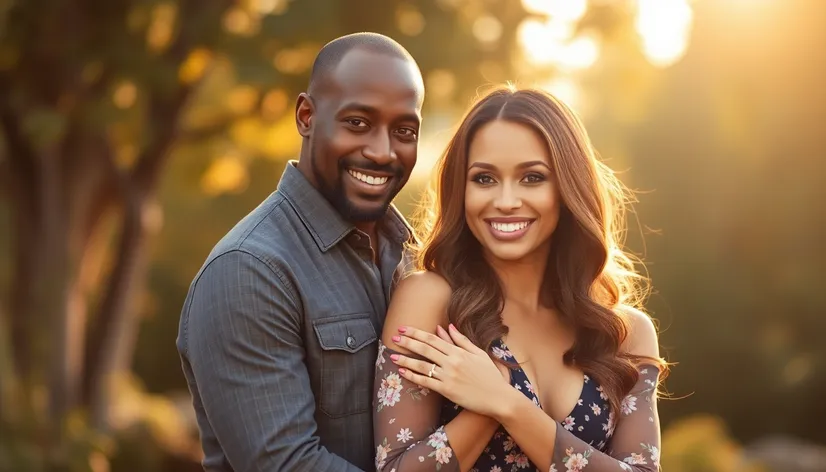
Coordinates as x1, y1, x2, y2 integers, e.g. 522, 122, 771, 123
310, 148, 400, 222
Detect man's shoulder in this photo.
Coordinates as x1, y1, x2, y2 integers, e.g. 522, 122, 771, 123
207, 190, 307, 264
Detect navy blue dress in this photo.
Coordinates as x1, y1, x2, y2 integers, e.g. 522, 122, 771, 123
374, 339, 662, 471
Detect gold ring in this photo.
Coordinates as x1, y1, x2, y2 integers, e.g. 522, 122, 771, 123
428, 364, 436, 378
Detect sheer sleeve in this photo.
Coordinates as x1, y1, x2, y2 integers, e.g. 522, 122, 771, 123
550, 365, 661, 472
373, 341, 460, 471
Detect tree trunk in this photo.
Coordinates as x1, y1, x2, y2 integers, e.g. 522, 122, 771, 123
86, 187, 154, 431
0, 305, 20, 424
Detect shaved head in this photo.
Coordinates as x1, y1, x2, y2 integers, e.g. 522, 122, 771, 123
308, 32, 422, 96
295, 32, 424, 224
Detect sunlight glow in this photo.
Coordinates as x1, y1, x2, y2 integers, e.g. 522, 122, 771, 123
113, 81, 137, 109
226, 86, 259, 115
635, 0, 693, 67
518, 18, 574, 65
254, 0, 289, 15
223, 7, 258, 36
522, 0, 588, 23
540, 77, 581, 112
178, 49, 212, 84
558, 34, 600, 70
201, 154, 249, 196
518, 18, 599, 71
396, 4, 426, 36
146, 4, 176, 52
473, 15, 503, 44
426, 69, 457, 100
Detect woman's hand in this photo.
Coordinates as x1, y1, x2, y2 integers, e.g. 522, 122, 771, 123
390, 324, 512, 418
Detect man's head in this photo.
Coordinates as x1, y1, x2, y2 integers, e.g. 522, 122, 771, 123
295, 33, 425, 222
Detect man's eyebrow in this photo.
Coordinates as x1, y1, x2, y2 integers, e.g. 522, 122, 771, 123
396, 113, 421, 126
337, 103, 421, 126
337, 102, 379, 116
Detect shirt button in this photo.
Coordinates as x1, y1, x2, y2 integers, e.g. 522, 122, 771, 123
346, 336, 356, 348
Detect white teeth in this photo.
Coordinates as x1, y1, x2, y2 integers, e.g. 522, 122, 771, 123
348, 170, 388, 185
490, 221, 530, 232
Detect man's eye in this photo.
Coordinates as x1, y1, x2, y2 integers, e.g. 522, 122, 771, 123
347, 119, 367, 127
396, 128, 418, 139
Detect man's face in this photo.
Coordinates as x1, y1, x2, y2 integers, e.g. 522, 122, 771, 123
302, 49, 424, 222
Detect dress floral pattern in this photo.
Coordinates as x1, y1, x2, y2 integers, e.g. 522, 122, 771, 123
373, 339, 662, 471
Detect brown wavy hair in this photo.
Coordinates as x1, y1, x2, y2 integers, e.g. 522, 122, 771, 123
413, 85, 666, 414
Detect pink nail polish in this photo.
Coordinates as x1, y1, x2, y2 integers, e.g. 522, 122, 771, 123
449, 323, 456, 331
392, 335, 401, 343
390, 354, 399, 361
398, 368, 406, 374
398, 326, 407, 333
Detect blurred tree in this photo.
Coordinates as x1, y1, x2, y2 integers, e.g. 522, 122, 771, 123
0, 0, 572, 464
582, 0, 826, 447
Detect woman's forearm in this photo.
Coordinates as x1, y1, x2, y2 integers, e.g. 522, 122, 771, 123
492, 386, 558, 470
444, 409, 500, 472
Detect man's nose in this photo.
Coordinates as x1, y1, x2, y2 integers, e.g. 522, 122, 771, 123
362, 129, 395, 166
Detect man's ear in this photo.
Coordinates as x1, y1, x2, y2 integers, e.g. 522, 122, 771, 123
295, 93, 314, 138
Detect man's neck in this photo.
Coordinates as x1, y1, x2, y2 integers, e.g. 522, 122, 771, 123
354, 221, 380, 264
355, 220, 378, 242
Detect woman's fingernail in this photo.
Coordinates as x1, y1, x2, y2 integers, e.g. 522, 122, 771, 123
398, 368, 407, 374
392, 335, 401, 343
449, 323, 456, 331
390, 354, 399, 361
398, 326, 407, 333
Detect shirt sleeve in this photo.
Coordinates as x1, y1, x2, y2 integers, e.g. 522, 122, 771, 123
549, 365, 662, 472
373, 342, 461, 471
183, 250, 363, 472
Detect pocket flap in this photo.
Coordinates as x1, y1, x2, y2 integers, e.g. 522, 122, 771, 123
313, 314, 377, 353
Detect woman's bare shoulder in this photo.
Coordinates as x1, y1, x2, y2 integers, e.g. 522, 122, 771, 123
382, 271, 452, 345
616, 304, 660, 360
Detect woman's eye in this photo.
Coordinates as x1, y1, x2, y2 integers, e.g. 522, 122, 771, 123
471, 174, 495, 185
523, 173, 545, 183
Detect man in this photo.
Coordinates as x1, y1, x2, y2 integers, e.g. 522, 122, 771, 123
177, 32, 425, 471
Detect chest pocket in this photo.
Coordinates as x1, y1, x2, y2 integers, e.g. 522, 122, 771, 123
313, 313, 379, 418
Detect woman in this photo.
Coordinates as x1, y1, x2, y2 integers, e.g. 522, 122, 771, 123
373, 86, 668, 472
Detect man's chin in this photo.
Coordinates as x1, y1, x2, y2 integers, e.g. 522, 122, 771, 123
333, 196, 393, 222
342, 203, 391, 222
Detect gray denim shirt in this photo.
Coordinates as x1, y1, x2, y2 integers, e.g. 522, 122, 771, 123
177, 161, 414, 471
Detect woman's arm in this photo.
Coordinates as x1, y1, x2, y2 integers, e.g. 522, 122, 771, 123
492, 363, 661, 471
393, 307, 664, 471
374, 272, 500, 472
490, 308, 663, 471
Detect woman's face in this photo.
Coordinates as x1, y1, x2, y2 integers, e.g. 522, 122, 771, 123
464, 120, 561, 264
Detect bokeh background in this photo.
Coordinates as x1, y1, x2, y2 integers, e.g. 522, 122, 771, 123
1, 0, 824, 471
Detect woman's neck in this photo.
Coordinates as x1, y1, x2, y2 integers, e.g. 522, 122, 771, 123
486, 249, 551, 313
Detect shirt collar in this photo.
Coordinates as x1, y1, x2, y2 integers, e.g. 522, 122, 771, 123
277, 161, 415, 252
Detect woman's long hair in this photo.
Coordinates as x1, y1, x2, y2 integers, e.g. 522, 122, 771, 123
412, 86, 667, 414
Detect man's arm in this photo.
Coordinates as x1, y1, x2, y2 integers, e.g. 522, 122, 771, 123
184, 250, 363, 472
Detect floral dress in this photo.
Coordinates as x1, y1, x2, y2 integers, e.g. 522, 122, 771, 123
373, 339, 662, 472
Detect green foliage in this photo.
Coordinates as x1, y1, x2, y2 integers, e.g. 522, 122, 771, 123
661, 415, 766, 472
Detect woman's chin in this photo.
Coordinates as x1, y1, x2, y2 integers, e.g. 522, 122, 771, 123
482, 245, 532, 263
